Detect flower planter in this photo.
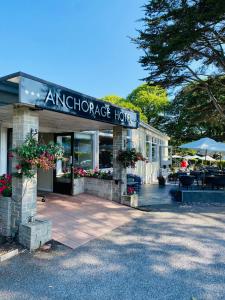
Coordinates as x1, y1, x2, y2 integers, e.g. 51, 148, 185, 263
84, 177, 115, 200
73, 177, 85, 195
121, 194, 139, 208
0, 197, 12, 237
72, 175, 127, 203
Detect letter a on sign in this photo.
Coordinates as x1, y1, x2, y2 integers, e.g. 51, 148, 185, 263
45, 90, 55, 105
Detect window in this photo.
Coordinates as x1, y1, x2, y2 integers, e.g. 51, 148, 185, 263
127, 129, 132, 149
74, 133, 93, 169
152, 142, 158, 162
99, 134, 113, 169
146, 135, 151, 159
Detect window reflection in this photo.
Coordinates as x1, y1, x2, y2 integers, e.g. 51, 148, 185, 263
56, 135, 72, 183
74, 133, 93, 169
99, 134, 113, 169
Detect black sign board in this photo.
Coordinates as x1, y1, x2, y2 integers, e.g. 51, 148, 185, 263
20, 76, 139, 128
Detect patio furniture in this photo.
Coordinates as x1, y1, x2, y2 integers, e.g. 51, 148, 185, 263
127, 174, 142, 192
211, 176, 225, 190
204, 176, 215, 189
179, 175, 195, 189
190, 171, 203, 185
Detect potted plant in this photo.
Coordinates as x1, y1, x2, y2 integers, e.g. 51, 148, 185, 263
157, 175, 166, 186
117, 148, 145, 168
121, 186, 139, 208
12, 134, 64, 178
73, 167, 86, 195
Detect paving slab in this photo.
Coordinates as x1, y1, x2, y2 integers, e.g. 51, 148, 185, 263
37, 193, 142, 249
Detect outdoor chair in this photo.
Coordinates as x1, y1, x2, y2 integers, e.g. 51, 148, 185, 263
174, 172, 187, 184
190, 171, 202, 185
179, 175, 195, 189
204, 176, 215, 189
211, 176, 225, 190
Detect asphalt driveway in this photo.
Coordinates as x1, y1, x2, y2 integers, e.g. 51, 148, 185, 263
1, 204, 225, 300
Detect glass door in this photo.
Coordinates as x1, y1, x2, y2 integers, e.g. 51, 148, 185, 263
53, 133, 74, 195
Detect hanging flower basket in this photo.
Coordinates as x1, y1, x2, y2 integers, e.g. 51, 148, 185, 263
12, 135, 64, 178
117, 148, 145, 168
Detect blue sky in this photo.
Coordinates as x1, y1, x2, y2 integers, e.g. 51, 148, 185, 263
0, 0, 146, 98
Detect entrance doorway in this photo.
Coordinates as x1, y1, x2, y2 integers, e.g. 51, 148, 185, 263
53, 133, 74, 195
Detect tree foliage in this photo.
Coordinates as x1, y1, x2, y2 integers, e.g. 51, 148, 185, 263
102, 95, 148, 123
127, 83, 168, 125
163, 76, 225, 146
102, 83, 168, 127
135, 0, 225, 118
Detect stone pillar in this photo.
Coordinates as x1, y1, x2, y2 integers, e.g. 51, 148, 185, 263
113, 126, 127, 202
11, 106, 39, 237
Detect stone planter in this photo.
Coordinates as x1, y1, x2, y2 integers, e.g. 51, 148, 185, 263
121, 194, 139, 208
19, 219, 52, 251
73, 177, 85, 195
0, 197, 12, 237
84, 177, 115, 200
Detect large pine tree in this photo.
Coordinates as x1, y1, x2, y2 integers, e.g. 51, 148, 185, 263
135, 0, 225, 118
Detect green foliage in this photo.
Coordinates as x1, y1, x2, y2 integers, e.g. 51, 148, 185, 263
102, 95, 148, 123
13, 134, 64, 178
135, 0, 225, 117
117, 148, 145, 168
127, 84, 169, 125
102, 84, 169, 127
163, 77, 225, 146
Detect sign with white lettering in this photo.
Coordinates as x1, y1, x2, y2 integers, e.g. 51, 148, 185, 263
20, 77, 139, 128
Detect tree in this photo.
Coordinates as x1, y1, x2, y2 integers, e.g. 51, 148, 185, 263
135, 0, 225, 118
127, 83, 168, 126
163, 76, 225, 146
102, 95, 148, 123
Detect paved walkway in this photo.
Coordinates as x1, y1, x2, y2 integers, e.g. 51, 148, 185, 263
138, 183, 175, 206
37, 193, 142, 249
1, 204, 225, 299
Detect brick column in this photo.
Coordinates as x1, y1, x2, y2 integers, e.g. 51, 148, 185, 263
11, 106, 39, 237
113, 126, 127, 202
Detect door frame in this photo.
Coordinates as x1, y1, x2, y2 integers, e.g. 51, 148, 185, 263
53, 132, 74, 195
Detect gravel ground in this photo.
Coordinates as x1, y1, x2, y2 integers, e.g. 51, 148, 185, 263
1, 205, 225, 300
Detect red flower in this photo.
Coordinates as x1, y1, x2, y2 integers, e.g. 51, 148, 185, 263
127, 186, 135, 195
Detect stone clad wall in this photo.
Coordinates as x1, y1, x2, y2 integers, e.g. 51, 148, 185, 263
84, 178, 116, 200
112, 126, 127, 202
11, 107, 39, 237
0, 197, 12, 237
19, 219, 52, 250
73, 177, 118, 201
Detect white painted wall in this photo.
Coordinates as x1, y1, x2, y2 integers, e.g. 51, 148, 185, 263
0, 127, 8, 175
126, 124, 169, 184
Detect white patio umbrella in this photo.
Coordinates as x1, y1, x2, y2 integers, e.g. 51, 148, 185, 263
172, 155, 182, 158
179, 138, 219, 152
210, 142, 225, 153
183, 155, 200, 160
179, 138, 221, 160
197, 155, 216, 162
